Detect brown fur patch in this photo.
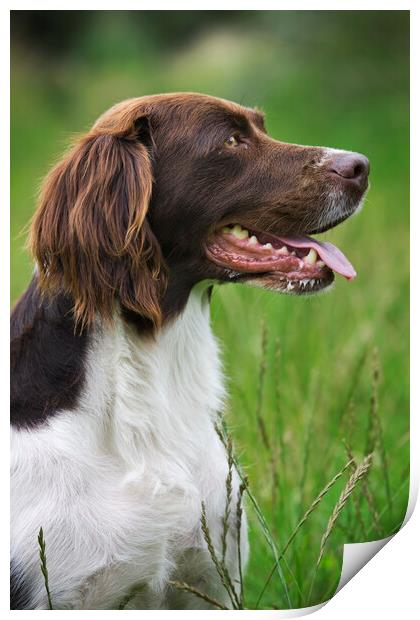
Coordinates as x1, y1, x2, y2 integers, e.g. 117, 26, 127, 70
29, 105, 166, 329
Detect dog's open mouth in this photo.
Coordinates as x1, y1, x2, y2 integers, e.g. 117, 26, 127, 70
206, 224, 356, 294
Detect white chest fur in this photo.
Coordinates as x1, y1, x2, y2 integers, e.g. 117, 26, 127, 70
11, 287, 248, 609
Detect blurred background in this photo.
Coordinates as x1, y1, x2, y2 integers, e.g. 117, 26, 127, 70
11, 11, 409, 610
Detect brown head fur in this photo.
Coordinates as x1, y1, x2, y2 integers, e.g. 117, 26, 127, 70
29, 93, 369, 330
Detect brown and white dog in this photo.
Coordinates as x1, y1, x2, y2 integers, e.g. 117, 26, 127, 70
11, 93, 369, 609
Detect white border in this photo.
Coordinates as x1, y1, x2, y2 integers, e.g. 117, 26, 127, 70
2, 3, 11, 618
2, 1, 415, 10
3, 3, 416, 618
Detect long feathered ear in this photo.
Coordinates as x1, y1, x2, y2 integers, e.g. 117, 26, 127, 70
29, 113, 166, 329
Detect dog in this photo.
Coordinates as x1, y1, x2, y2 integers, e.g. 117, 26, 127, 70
10, 93, 369, 609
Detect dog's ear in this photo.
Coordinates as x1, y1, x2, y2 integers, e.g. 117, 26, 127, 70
30, 110, 166, 329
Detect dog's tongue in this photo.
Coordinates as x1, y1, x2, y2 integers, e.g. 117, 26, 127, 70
278, 235, 357, 280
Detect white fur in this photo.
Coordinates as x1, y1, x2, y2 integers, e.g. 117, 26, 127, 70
11, 285, 248, 609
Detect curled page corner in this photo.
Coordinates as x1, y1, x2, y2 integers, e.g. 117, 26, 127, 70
335, 535, 393, 593
287, 602, 326, 617
257, 602, 326, 618
334, 477, 416, 596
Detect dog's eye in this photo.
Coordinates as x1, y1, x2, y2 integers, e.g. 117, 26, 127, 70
224, 135, 249, 150
224, 135, 240, 147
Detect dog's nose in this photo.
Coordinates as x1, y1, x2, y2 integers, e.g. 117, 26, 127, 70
328, 152, 370, 190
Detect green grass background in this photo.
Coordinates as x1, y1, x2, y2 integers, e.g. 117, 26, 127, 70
11, 11, 409, 609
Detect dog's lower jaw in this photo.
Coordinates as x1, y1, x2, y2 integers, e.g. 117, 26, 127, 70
11, 285, 247, 609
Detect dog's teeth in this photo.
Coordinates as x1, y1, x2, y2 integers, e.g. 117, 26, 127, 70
278, 246, 289, 255
303, 248, 317, 264
222, 226, 231, 234
286, 281, 294, 291
232, 224, 249, 239
263, 243, 273, 249
317, 260, 325, 268
249, 235, 258, 245
291, 250, 296, 256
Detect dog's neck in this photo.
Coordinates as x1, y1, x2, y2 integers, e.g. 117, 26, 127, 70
89, 283, 225, 466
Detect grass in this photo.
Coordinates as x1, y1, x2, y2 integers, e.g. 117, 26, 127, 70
37, 528, 53, 610
13, 10, 409, 610
219, 324, 408, 607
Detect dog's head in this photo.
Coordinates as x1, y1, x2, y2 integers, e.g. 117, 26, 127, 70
31, 93, 369, 328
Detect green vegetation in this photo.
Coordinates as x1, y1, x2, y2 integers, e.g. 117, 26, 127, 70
12, 11, 409, 609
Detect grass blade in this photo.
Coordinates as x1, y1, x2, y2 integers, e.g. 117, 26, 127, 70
338, 347, 368, 428
255, 321, 271, 452
235, 480, 246, 608
37, 527, 53, 610
255, 458, 354, 608
307, 454, 373, 604
271, 338, 284, 510
239, 472, 291, 608
298, 372, 320, 511
316, 455, 373, 566
221, 435, 234, 563
361, 477, 383, 537
168, 580, 229, 610
201, 501, 240, 608
371, 348, 393, 516
117, 584, 145, 610
215, 422, 291, 608
342, 441, 367, 539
